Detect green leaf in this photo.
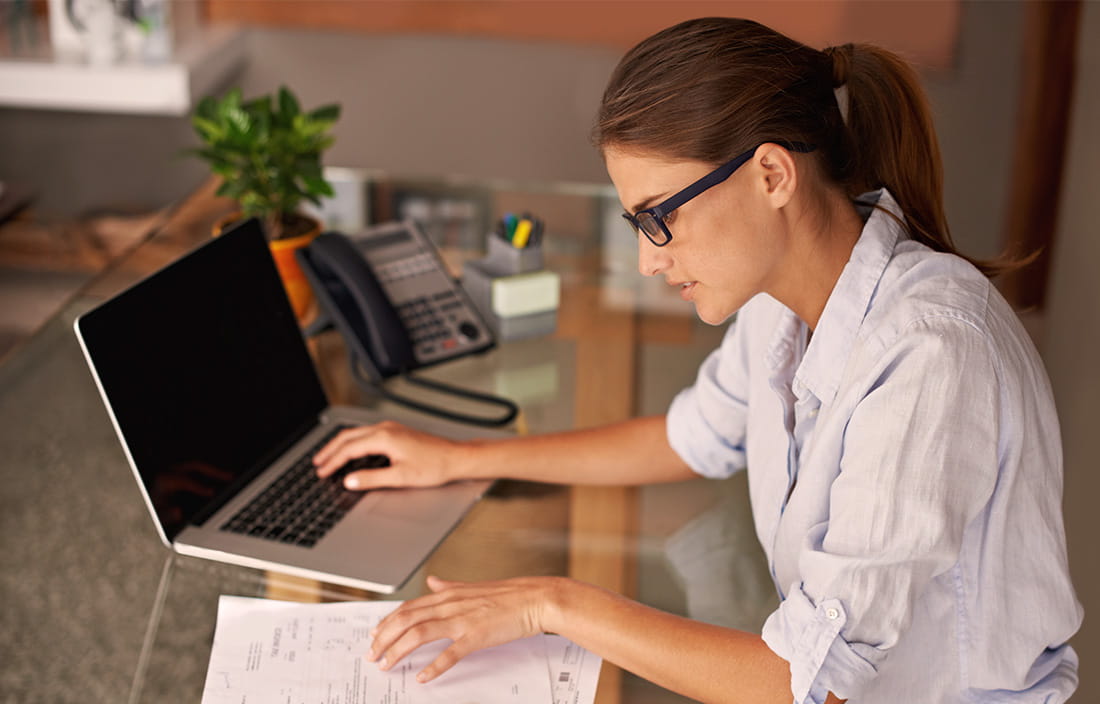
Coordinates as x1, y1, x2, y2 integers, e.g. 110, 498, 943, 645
191, 116, 224, 142
307, 104, 341, 122
225, 106, 251, 136
244, 95, 272, 116
301, 174, 334, 197
296, 156, 323, 177
278, 86, 301, 120
195, 95, 219, 122
214, 180, 237, 198
218, 88, 242, 121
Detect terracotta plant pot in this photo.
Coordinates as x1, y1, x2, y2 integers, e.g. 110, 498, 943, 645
213, 213, 322, 321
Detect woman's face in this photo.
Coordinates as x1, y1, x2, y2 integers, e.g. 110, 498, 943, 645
604, 147, 789, 325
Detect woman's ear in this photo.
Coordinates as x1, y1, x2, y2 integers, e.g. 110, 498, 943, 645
754, 143, 798, 209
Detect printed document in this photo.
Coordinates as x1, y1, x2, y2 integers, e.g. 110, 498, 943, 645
200, 596, 602, 704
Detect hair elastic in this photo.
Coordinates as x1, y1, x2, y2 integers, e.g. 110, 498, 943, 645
834, 84, 850, 125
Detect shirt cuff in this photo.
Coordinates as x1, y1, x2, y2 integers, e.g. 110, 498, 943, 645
666, 388, 744, 479
761, 584, 881, 703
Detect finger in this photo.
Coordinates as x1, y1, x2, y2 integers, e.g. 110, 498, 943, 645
344, 466, 405, 491
315, 448, 357, 478
374, 617, 456, 671
417, 638, 476, 683
314, 424, 386, 464
426, 575, 464, 592
315, 432, 377, 478
312, 430, 361, 476
370, 597, 457, 659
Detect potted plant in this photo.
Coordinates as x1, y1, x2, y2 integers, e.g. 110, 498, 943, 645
189, 85, 342, 319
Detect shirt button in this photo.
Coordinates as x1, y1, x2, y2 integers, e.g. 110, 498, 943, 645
825, 607, 840, 620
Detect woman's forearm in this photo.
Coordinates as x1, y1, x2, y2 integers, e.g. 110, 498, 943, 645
542, 578, 796, 704
453, 414, 696, 486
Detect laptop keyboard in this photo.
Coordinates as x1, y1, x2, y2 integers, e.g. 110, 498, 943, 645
220, 426, 390, 548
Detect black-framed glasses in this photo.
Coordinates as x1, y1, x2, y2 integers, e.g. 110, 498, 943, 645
621, 142, 815, 247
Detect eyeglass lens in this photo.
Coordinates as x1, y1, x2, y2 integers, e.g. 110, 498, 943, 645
635, 212, 670, 246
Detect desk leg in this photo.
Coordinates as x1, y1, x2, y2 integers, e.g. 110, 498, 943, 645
569, 484, 638, 704
264, 571, 324, 603
565, 285, 639, 704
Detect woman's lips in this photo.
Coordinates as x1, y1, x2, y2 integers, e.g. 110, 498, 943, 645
677, 281, 697, 301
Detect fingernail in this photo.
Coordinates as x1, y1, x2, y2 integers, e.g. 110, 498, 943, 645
416, 671, 428, 683
345, 476, 359, 489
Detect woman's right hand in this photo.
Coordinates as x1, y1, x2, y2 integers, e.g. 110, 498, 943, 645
312, 421, 467, 491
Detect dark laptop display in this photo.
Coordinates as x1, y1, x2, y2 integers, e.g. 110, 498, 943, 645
76, 221, 327, 540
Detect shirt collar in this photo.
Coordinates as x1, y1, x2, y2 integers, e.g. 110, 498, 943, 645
792, 189, 905, 405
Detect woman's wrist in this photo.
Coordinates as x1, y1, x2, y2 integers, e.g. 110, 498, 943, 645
447, 438, 492, 482
536, 576, 588, 637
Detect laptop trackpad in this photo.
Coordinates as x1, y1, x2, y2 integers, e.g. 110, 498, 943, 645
368, 483, 478, 521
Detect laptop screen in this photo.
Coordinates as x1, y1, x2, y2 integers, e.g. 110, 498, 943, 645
77, 219, 328, 541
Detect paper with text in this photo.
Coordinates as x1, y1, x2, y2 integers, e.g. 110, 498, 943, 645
201, 596, 601, 704
545, 634, 603, 704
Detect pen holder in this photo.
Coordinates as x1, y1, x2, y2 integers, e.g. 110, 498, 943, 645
463, 234, 559, 341
480, 233, 544, 274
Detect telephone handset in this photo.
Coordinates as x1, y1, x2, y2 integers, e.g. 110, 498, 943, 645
297, 221, 516, 427
298, 231, 416, 379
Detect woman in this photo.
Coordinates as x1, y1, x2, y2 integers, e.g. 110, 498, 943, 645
314, 18, 1081, 703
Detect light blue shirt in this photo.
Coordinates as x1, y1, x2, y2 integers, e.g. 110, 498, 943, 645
666, 190, 1082, 703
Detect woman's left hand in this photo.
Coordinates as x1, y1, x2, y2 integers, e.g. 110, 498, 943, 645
369, 575, 564, 683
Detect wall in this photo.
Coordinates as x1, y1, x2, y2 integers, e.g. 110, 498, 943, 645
1043, 1, 1100, 699
923, 0, 1023, 261
206, 0, 960, 68
0, 108, 210, 217
238, 30, 619, 187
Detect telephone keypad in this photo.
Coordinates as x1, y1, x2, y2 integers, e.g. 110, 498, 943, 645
396, 297, 454, 347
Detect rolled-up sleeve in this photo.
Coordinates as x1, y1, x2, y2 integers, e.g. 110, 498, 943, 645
666, 310, 753, 478
762, 315, 1001, 701
762, 584, 881, 703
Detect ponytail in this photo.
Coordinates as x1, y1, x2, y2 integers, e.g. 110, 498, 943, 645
828, 43, 1020, 276
595, 18, 1026, 278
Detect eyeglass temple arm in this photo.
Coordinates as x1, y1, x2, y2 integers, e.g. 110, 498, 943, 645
652, 141, 816, 217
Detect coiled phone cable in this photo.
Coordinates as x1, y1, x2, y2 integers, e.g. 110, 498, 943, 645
350, 353, 519, 428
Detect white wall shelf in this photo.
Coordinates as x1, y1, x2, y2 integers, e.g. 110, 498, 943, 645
0, 25, 247, 116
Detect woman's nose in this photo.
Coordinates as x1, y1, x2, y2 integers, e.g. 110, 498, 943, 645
637, 238, 670, 277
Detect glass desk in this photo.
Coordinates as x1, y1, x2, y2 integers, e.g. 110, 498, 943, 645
0, 174, 776, 704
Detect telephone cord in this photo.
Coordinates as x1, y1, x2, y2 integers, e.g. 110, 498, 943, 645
350, 356, 519, 428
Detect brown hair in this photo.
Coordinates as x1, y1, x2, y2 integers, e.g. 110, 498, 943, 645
594, 17, 1019, 276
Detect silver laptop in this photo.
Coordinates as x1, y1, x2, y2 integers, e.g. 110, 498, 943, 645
74, 218, 493, 594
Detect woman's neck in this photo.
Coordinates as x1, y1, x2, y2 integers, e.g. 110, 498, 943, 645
769, 187, 864, 331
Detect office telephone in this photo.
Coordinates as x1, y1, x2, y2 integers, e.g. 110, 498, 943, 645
297, 220, 517, 426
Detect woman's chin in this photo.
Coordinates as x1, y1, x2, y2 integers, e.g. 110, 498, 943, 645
692, 297, 739, 326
